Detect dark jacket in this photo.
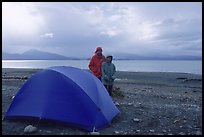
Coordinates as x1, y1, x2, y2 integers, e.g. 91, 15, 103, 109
101, 55, 116, 85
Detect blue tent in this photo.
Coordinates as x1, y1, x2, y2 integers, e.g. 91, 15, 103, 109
5, 66, 120, 132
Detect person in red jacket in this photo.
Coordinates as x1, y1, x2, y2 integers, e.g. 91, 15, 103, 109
88, 47, 106, 80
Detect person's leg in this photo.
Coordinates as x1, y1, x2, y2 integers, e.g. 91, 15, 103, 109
108, 85, 113, 96
104, 85, 111, 95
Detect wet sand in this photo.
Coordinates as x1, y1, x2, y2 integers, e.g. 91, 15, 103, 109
2, 68, 202, 135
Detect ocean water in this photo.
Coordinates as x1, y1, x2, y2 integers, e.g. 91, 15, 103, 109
2, 60, 202, 74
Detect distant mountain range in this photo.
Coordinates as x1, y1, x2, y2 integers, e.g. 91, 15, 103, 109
112, 52, 202, 60
2, 49, 202, 60
2, 49, 82, 60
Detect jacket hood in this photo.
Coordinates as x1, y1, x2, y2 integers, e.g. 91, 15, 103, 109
106, 55, 113, 61
95, 47, 102, 53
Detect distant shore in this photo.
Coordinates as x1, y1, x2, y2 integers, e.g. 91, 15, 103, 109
2, 68, 202, 135
2, 59, 202, 75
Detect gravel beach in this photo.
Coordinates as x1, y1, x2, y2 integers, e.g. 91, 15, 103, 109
2, 68, 202, 135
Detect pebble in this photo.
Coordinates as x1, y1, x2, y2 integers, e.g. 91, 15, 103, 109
133, 104, 137, 107
136, 130, 140, 132
187, 125, 192, 129
173, 120, 179, 124
195, 131, 202, 135
133, 118, 140, 122
24, 125, 37, 133
11, 96, 15, 99
115, 102, 120, 106
178, 132, 185, 135
90, 131, 100, 135
149, 129, 155, 132
162, 130, 167, 133
123, 132, 127, 135
168, 133, 173, 135
46, 131, 52, 133
128, 103, 133, 106
114, 131, 120, 134
157, 133, 164, 135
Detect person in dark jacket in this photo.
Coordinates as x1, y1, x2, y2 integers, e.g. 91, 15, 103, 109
101, 55, 116, 96
88, 47, 106, 80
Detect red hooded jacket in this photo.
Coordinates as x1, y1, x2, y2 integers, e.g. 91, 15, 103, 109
88, 47, 106, 78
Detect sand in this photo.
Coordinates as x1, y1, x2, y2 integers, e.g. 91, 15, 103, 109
2, 68, 202, 135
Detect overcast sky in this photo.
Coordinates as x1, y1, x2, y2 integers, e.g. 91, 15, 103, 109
2, 2, 202, 58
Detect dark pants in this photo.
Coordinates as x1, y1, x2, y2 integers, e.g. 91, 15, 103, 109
104, 85, 113, 96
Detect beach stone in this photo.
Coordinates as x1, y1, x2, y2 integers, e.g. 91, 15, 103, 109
149, 129, 155, 133
114, 131, 120, 134
24, 125, 37, 133
123, 132, 127, 135
128, 103, 133, 106
168, 133, 173, 135
173, 120, 179, 124
178, 132, 185, 135
90, 131, 100, 135
136, 130, 140, 132
23, 76, 28, 79
162, 130, 167, 133
195, 131, 202, 135
133, 118, 140, 122
187, 125, 192, 129
24, 125, 33, 132
115, 102, 120, 106
120, 102, 125, 105
46, 130, 52, 133
157, 133, 164, 135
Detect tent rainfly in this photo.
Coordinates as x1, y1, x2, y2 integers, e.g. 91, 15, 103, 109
5, 66, 120, 132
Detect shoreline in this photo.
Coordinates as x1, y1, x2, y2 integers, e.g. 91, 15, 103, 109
2, 68, 202, 75
2, 68, 202, 135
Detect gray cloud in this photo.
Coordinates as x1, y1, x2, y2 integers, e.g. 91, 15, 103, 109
2, 2, 202, 57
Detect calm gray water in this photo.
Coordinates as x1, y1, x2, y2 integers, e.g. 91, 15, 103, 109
2, 60, 202, 74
